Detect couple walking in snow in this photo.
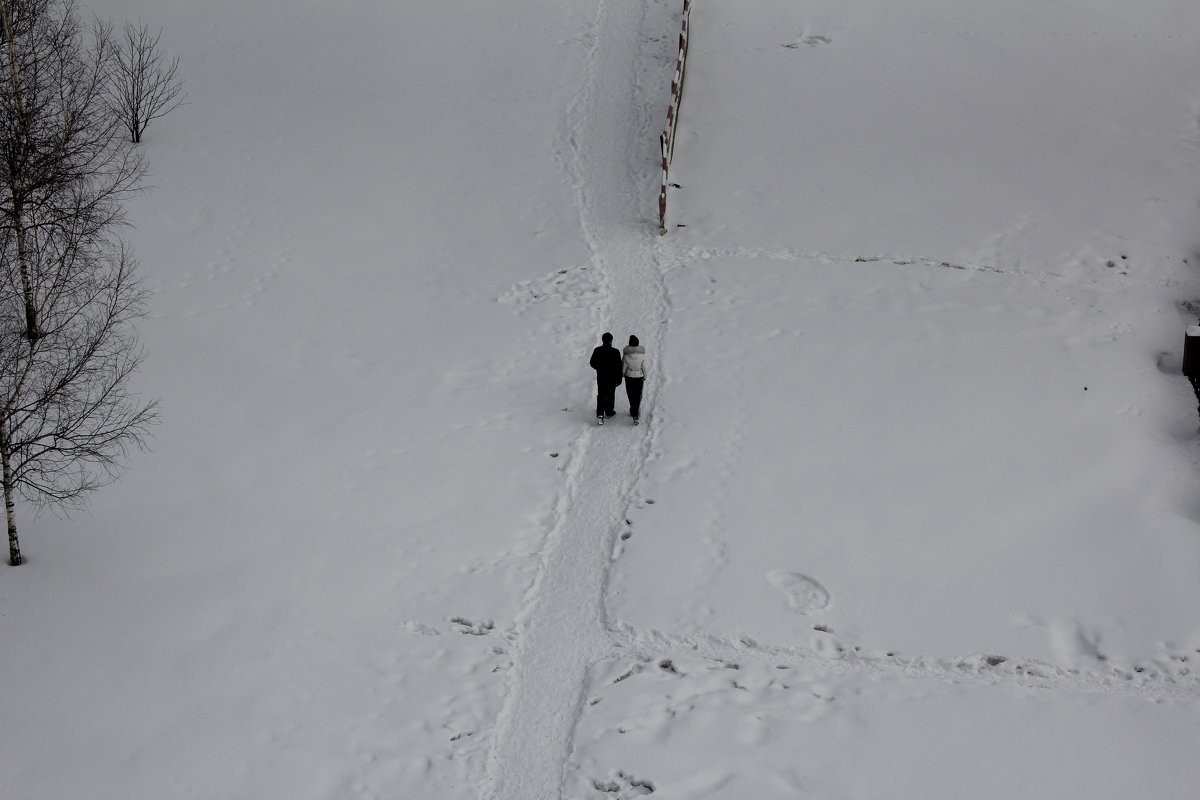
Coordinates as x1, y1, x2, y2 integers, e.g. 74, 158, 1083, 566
589, 332, 646, 426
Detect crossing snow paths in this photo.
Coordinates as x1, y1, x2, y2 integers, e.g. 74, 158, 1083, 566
482, 1, 1200, 797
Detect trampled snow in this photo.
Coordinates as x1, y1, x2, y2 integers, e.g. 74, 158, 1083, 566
2, 0, 1199, 797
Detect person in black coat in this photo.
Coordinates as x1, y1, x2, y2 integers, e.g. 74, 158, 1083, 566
589, 332, 623, 424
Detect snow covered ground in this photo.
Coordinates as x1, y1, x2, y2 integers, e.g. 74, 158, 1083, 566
3, 0, 1199, 797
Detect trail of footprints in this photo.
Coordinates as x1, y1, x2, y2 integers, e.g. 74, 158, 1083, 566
413, 542, 1199, 797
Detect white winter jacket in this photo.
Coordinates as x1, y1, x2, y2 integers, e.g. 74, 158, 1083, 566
622, 345, 646, 378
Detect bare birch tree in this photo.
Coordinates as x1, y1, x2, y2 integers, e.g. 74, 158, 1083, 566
104, 20, 185, 144
0, 0, 146, 340
0, 0, 157, 565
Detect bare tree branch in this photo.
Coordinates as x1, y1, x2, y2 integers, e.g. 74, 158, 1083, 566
102, 19, 185, 144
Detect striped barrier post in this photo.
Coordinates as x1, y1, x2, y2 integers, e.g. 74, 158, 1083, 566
659, 0, 692, 235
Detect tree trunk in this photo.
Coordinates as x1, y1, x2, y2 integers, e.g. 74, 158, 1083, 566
2, 441, 21, 566
13, 206, 41, 340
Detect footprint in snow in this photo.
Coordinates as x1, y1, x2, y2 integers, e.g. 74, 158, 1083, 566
767, 571, 830, 613
401, 621, 440, 636
783, 34, 831, 48
449, 616, 495, 636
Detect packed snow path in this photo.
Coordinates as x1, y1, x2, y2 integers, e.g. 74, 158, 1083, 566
483, 1, 671, 797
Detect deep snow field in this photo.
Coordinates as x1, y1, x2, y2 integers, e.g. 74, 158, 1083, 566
3, 0, 1200, 798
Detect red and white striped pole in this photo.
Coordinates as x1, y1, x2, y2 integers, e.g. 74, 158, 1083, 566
659, 0, 692, 235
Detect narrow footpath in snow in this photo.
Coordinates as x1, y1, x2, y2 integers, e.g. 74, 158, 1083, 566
482, 1, 674, 797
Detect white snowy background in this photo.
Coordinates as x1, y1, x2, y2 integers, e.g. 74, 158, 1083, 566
2, 0, 1199, 798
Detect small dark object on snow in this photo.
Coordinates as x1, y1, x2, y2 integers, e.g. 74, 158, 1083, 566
1183, 325, 1200, 421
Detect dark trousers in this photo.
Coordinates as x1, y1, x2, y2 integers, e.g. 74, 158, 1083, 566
625, 377, 644, 418
596, 381, 617, 417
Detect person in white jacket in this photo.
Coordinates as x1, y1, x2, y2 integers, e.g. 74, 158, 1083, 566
622, 335, 646, 424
